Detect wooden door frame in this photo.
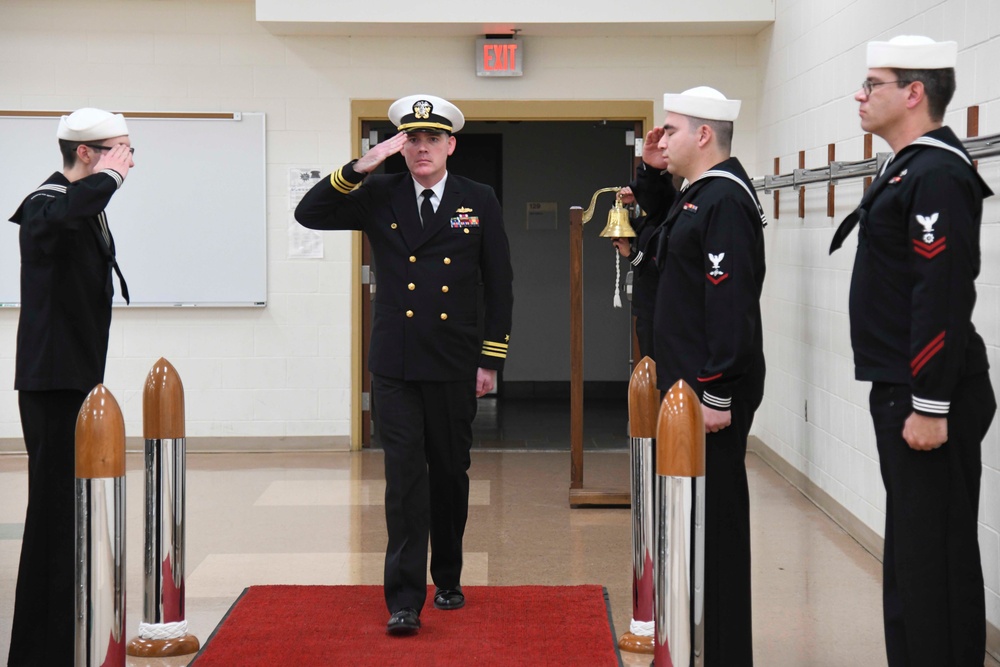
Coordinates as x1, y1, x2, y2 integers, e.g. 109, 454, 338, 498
348, 99, 656, 449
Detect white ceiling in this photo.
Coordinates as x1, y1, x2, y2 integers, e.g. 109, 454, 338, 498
259, 21, 773, 38
255, 0, 775, 37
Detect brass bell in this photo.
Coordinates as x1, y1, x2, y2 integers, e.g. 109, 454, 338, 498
581, 186, 636, 238
599, 198, 635, 238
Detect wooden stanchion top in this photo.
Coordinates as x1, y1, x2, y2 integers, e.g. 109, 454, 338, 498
655, 379, 705, 477
628, 356, 659, 438
144, 357, 185, 439
75, 384, 125, 479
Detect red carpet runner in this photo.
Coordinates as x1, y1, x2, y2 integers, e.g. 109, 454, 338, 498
191, 584, 622, 666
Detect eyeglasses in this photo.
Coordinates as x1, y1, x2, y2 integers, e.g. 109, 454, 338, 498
860, 79, 910, 96
84, 144, 135, 155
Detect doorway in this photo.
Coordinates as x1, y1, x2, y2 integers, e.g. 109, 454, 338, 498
351, 100, 655, 448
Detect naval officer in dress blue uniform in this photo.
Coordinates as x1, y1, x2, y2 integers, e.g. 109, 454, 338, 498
295, 95, 513, 636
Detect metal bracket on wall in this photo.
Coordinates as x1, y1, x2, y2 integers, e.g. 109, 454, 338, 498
362, 265, 375, 297
754, 131, 1000, 193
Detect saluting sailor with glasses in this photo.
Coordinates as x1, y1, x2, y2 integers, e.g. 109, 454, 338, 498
7, 107, 134, 667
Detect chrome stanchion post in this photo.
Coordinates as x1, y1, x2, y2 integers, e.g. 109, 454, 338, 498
127, 357, 200, 658
618, 356, 659, 654
75, 384, 126, 667
653, 379, 706, 667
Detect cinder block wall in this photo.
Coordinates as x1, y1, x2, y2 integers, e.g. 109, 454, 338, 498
0, 0, 758, 444
753, 0, 1000, 631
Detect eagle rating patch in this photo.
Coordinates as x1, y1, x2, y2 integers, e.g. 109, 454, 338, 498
706, 252, 729, 285
913, 212, 946, 259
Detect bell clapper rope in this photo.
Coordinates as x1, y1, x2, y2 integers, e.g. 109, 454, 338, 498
583, 186, 633, 310
612, 189, 624, 309
613, 246, 622, 309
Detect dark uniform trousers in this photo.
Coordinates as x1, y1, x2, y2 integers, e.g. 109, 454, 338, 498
700, 357, 763, 667
634, 316, 654, 362
8, 390, 87, 667
870, 372, 994, 667
374, 374, 478, 613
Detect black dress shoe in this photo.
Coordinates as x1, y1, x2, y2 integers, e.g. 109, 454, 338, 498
386, 608, 420, 636
433, 587, 465, 610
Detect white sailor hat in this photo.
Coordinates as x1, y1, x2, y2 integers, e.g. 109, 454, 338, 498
867, 35, 957, 69
663, 86, 741, 122
56, 107, 129, 141
389, 94, 465, 134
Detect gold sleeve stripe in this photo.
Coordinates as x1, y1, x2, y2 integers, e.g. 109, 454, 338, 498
483, 340, 509, 350
482, 350, 507, 359
331, 168, 360, 194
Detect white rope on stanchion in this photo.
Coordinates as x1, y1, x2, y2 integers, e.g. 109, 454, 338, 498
619, 358, 658, 655
138, 621, 189, 641
613, 247, 623, 308
629, 619, 655, 637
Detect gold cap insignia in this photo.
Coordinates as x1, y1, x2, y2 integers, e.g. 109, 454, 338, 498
413, 100, 432, 119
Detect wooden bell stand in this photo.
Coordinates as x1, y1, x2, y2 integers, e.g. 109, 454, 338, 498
568, 206, 630, 507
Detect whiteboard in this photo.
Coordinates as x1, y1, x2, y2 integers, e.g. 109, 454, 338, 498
0, 112, 267, 307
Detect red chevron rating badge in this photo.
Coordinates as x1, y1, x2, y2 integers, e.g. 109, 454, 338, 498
913, 212, 945, 258
913, 237, 946, 259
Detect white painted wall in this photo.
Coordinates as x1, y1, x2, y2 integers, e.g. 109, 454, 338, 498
753, 0, 1000, 632
0, 0, 758, 444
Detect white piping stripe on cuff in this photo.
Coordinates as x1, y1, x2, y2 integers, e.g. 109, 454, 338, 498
912, 396, 950, 415
631, 250, 644, 266
702, 392, 731, 410
101, 169, 123, 189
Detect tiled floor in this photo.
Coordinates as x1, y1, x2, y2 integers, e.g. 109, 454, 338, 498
1, 398, 998, 666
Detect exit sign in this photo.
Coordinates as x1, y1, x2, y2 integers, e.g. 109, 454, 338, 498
476, 38, 523, 77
